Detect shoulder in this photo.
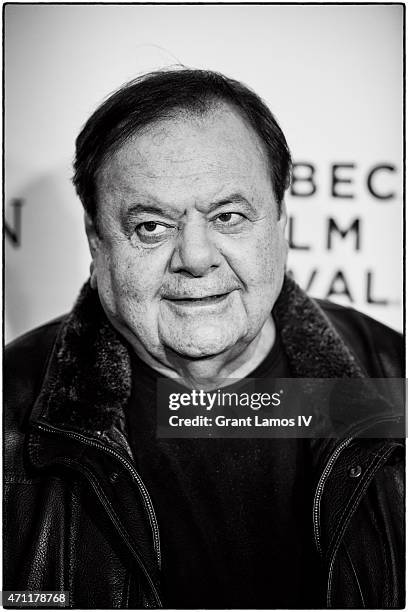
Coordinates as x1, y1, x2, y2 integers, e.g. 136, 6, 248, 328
5, 317, 66, 444
6, 317, 65, 386
316, 299, 404, 377
6, 316, 65, 353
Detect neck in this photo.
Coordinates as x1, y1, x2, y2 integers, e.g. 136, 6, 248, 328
130, 315, 276, 389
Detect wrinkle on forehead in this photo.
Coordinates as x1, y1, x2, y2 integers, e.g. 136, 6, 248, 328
99, 104, 269, 179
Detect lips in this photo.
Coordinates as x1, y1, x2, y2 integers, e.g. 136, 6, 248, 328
162, 291, 233, 307
164, 292, 230, 301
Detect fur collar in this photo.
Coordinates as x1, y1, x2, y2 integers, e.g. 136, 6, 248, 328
34, 275, 364, 439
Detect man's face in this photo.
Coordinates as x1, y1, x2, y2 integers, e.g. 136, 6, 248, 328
91, 104, 288, 362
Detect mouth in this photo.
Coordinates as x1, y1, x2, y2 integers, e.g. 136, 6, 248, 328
163, 292, 232, 307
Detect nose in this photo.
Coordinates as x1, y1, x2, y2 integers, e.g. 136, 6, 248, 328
169, 221, 221, 277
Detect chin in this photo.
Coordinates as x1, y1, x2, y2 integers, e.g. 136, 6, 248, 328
162, 325, 242, 360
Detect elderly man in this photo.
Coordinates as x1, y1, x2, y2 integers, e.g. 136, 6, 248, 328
5, 69, 403, 609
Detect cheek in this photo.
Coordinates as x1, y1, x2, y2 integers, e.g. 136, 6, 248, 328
228, 225, 286, 292
95, 244, 167, 317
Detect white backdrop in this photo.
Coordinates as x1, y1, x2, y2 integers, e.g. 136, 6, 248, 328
5, 4, 403, 342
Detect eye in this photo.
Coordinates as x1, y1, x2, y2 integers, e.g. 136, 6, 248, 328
218, 213, 233, 222
213, 212, 245, 227
135, 221, 173, 242
138, 221, 165, 234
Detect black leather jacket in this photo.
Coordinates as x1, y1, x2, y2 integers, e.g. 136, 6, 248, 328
4, 277, 405, 608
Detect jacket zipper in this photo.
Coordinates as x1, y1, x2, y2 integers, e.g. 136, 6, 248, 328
312, 436, 353, 555
33, 422, 162, 570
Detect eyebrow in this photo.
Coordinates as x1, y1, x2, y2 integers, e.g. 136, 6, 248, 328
124, 203, 181, 219
207, 194, 256, 215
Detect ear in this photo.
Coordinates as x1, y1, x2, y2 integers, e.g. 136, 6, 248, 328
84, 213, 100, 289
277, 199, 288, 230
278, 200, 289, 261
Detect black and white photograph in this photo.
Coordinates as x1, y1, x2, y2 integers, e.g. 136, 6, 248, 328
4, 3, 404, 609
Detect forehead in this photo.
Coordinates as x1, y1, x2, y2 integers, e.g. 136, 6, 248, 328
97, 103, 272, 207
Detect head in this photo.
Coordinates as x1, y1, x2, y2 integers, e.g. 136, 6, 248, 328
73, 69, 291, 369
